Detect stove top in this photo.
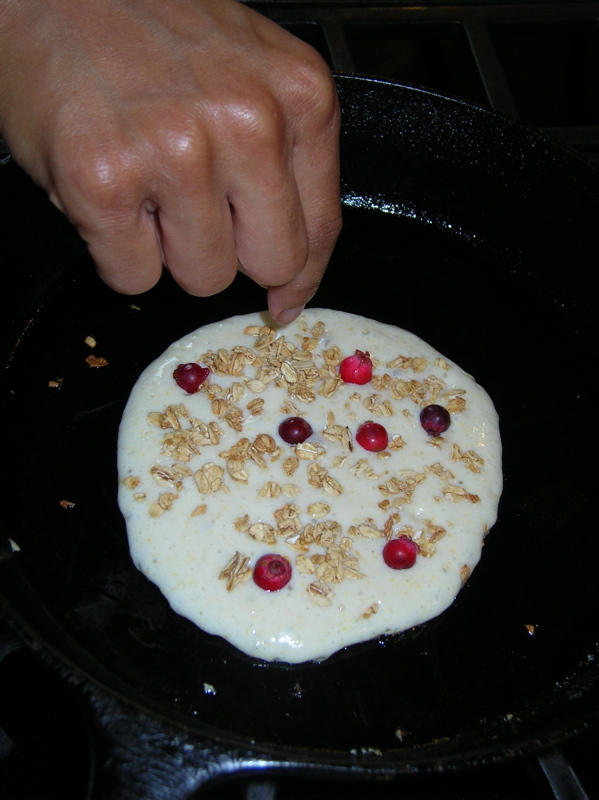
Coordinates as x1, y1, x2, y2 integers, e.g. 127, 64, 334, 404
1, 3, 598, 799
252, 0, 599, 167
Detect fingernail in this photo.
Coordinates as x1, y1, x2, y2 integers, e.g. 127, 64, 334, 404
277, 305, 305, 325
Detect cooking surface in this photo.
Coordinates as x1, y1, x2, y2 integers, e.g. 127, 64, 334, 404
1, 165, 598, 796
1, 3, 599, 799
2, 204, 596, 748
1, 635, 598, 800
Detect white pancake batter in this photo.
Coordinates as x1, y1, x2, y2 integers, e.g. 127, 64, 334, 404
117, 310, 502, 663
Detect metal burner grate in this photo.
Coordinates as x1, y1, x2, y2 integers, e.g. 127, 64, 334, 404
250, 1, 599, 166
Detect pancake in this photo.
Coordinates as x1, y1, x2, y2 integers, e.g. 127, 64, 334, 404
117, 309, 502, 663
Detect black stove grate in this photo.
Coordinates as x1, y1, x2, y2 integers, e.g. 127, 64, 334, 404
250, 1, 599, 166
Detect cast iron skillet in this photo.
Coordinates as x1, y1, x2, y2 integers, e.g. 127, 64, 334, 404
1, 75, 598, 797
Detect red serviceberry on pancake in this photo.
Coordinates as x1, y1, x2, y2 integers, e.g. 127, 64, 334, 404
420, 404, 451, 436
253, 554, 292, 591
173, 363, 210, 393
279, 417, 313, 444
339, 350, 373, 385
383, 536, 420, 570
356, 421, 389, 452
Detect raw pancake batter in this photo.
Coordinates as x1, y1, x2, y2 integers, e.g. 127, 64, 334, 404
118, 309, 503, 663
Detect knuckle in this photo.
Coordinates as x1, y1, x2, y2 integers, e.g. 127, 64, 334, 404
151, 117, 211, 175
241, 235, 309, 287
272, 253, 310, 287
98, 263, 161, 295
296, 272, 322, 300
273, 268, 322, 315
322, 206, 343, 243
173, 258, 237, 298
290, 55, 339, 125
63, 143, 140, 213
211, 95, 285, 149
308, 203, 343, 257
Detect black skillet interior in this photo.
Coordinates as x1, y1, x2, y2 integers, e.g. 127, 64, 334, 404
1, 75, 598, 775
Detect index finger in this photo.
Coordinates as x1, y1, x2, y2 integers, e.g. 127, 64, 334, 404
266, 70, 342, 323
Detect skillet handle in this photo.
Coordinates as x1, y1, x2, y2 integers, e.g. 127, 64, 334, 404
537, 746, 590, 800
85, 685, 280, 800
0, 632, 23, 761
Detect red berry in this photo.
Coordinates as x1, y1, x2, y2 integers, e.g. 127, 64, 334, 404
355, 421, 388, 451
279, 417, 313, 444
339, 350, 373, 385
173, 362, 210, 393
383, 536, 420, 569
253, 554, 292, 591
420, 404, 451, 436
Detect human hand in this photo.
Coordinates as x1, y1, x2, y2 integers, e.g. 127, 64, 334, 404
0, 0, 341, 323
